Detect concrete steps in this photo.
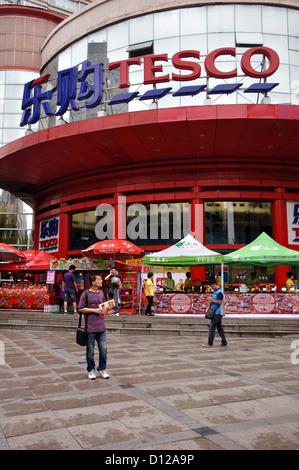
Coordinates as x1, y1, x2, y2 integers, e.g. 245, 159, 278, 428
0, 310, 298, 337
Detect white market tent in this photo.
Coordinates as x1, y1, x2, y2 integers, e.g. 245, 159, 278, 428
140, 234, 223, 314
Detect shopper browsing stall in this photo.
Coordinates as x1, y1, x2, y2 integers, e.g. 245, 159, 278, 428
144, 272, 155, 316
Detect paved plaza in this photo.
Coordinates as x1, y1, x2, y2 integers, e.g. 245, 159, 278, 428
0, 327, 299, 451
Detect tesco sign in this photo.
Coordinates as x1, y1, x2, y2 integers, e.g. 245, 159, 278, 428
20, 46, 279, 127
109, 47, 280, 87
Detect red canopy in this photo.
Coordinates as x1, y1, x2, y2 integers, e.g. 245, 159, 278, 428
0, 250, 55, 271
82, 239, 144, 260
0, 243, 27, 262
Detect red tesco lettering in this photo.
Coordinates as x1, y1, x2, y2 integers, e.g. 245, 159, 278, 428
109, 47, 279, 88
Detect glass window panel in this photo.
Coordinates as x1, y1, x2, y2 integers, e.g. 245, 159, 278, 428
126, 202, 190, 247
207, 5, 235, 33
58, 48, 72, 70
180, 34, 207, 56
205, 202, 272, 245
4, 100, 21, 113
71, 37, 88, 66
129, 14, 153, 45
289, 50, 299, 66
154, 10, 180, 39
5, 85, 23, 99
3, 128, 25, 142
288, 8, 299, 37
2, 114, 22, 128
0, 71, 5, 86
6, 70, 38, 85
235, 5, 262, 33
154, 37, 180, 57
107, 21, 129, 51
107, 47, 128, 63
262, 6, 288, 35
71, 209, 114, 250
289, 36, 299, 51
235, 32, 263, 46
290, 66, 299, 105
207, 33, 235, 51
180, 7, 207, 35
263, 34, 289, 63
88, 30, 107, 43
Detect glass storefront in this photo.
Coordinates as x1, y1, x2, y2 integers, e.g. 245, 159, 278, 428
71, 201, 272, 250
205, 201, 272, 245
0, 189, 34, 250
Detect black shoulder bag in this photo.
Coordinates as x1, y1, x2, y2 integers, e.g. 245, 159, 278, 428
76, 291, 89, 346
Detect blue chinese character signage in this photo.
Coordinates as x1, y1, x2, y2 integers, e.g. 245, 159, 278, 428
287, 201, 299, 244
20, 61, 104, 126
39, 217, 59, 252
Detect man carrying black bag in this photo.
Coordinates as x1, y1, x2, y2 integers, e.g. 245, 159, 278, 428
202, 279, 227, 348
78, 273, 110, 380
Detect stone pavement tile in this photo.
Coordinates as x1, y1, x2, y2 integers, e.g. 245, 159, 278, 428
140, 437, 223, 450
0, 399, 48, 418
157, 383, 282, 411
222, 421, 299, 450
257, 395, 299, 414
67, 420, 138, 449
7, 428, 82, 450
53, 404, 115, 427
138, 376, 250, 397
100, 399, 189, 438
0, 411, 62, 438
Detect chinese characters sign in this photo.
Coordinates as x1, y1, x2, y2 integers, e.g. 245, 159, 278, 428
20, 61, 104, 126
287, 201, 299, 244
39, 217, 59, 252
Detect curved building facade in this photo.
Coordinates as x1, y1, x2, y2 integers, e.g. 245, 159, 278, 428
1, 0, 299, 287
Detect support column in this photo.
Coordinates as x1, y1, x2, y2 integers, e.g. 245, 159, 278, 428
190, 187, 206, 282
58, 209, 70, 258
272, 189, 289, 290
113, 193, 126, 239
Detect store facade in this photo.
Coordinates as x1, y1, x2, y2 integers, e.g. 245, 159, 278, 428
0, 0, 299, 289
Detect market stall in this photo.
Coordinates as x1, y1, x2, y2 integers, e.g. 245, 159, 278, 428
81, 239, 144, 315
223, 232, 299, 314
142, 234, 223, 315
0, 250, 57, 310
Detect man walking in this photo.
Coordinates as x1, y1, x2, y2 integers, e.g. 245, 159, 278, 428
203, 279, 227, 348
62, 264, 78, 313
78, 273, 109, 380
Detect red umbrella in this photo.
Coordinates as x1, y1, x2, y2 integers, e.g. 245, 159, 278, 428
0, 243, 27, 262
82, 239, 144, 260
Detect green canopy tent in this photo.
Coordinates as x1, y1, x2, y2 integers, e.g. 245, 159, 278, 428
223, 232, 299, 266
140, 234, 223, 314
143, 234, 222, 266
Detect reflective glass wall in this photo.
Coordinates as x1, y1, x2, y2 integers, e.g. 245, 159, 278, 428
0, 189, 34, 251
0, 69, 39, 147
40, 4, 299, 127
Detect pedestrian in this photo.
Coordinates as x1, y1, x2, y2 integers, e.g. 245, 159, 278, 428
105, 268, 122, 316
144, 272, 155, 316
164, 271, 175, 292
58, 278, 64, 312
78, 273, 109, 380
62, 264, 78, 313
203, 278, 227, 348
286, 272, 295, 292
